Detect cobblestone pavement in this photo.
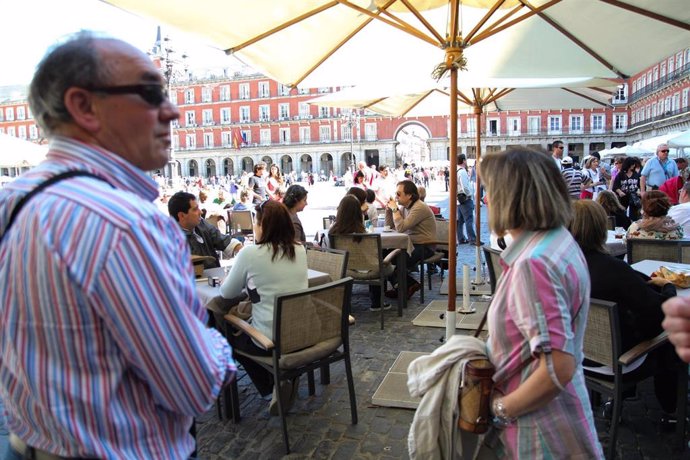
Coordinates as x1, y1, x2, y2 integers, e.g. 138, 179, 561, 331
197, 193, 690, 459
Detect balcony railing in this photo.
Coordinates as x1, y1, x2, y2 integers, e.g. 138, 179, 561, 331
628, 106, 690, 129
629, 62, 690, 104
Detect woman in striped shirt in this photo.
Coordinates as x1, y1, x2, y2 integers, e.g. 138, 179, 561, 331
479, 148, 604, 459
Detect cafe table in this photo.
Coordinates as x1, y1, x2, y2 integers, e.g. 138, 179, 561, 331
606, 230, 626, 257
373, 227, 413, 316
196, 265, 333, 312
631, 259, 690, 296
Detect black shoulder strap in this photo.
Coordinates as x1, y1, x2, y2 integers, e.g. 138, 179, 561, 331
1, 171, 112, 243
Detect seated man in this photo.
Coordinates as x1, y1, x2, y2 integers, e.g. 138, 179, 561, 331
384, 180, 437, 299
668, 181, 690, 235
169, 191, 242, 269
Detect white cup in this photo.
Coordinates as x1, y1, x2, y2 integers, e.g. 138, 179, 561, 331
383, 225, 391, 231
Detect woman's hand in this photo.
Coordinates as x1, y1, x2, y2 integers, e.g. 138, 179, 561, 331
662, 296, 690, 363
648, 277, 672, 288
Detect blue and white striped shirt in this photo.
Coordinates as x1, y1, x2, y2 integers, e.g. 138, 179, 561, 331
0, 137, 235, 459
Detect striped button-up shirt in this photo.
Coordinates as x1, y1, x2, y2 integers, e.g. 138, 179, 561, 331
0, 137, 236, 459
487, 228, 603, 459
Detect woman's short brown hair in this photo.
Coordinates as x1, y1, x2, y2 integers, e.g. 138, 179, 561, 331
642, 190, 672, 217
569, 200, 608, 253
596, 190, 625, 214
480, 148, 572, 237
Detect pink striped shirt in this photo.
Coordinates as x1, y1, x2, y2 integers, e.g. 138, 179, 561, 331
0, 137, 236, 459
487, 228, 603, 459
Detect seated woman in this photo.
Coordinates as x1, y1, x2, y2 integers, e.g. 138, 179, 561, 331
627, 190, 684, 240
283, 184, 309, 244
569, 200, 680, 421
329, 195, 389, 311
220, 200, 308, 415
596, 190, 631, 229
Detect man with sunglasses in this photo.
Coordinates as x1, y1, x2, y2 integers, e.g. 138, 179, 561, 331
551, 140, 565, 170
0, 32, 236, 459
640, 143, 679, 195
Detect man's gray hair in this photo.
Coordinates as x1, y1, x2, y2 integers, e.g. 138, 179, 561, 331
29, 30, 113, 135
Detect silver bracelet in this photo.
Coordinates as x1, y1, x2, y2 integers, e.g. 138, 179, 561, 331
492, 397, 517, 428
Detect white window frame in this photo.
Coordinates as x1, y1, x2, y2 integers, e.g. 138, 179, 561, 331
260, 128, 271, 145
186, 133, 196, 149
319, 106, 330, 118
279, 128, 290, 144
527, 116, 540, 135
258, 81, 270, 98
18, 125, 27, 139
279, 103, 290, 120
547, 115, 561, 135
202, 109, 213, 125
7, 127, 15, 136
29, 125, 38, 139
240, 106, 250, 123
5, 108, 14, 121
569, 115, 583, 134
220, 108, 231, 124
614, 114, 627, 133
299, 126, 311, 143
259, 105, 270, 122
299, 102, 310, 118
241, 130, 251, 144
184, 89, 195, 104
239, 83, 250, 100
319, 125, 331, 142
466, 118, 476, 136
201, 87, 212, 103
507, 117, 520, 136
278, 84, 290, 96
220, 85, 231, 101
203, 133, 214, 148
487, 118, 500, 136
185, 111, 196, 127
682, 88, 689, 109
222, 131, 232, 147
591, 114, 605, 133
16, 106, 25, 120
364, 123, 377, 141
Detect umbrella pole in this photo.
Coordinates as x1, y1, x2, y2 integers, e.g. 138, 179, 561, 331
446, 67, 458, 341
474, 107, 483, 284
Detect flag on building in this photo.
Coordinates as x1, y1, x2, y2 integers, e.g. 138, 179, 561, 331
232, 129, 243, 149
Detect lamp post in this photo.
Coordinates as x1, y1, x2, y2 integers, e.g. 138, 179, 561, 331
157, 34, 187, 184
340, 109, 360, 174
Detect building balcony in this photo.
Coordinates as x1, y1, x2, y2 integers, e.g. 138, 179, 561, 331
629, 62, 690, 104
628, 106, 690, 129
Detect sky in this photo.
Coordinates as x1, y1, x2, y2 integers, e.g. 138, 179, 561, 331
0, 0, 244, 87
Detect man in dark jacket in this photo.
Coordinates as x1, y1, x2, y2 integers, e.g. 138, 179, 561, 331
169, 191, 242, 268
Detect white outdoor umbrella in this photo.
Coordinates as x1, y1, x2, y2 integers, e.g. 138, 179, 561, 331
668, 129, 690, 149
0, 133, 47, 169
105, 0, 690, 337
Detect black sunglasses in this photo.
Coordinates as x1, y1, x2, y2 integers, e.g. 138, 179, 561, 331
85, 84, 169, 107
660, 149, 670, 153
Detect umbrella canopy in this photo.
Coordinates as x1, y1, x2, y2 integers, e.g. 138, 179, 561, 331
106, 0, 690, 336
668, 129, 690, 149
0, 133, 47, 168
308, 77, 617, 117
599, 145, 654, 161
633, 132, 685, 151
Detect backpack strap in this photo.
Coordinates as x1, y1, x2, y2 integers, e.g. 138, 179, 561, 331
1, 171, 112, 244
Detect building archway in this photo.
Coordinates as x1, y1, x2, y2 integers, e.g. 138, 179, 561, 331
241, 157, 254, 173
188, 159, 198, 177
261, 156, 273, 167
300, 154, 313, 173
223, 158, 234, 176
280, 155, 293, 174
205, 159, 216, 177
394, 122, 431, 166
339, 152, 351, 175
320, 153, 333, 177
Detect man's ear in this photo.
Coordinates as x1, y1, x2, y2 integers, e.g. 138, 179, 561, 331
63, 87, 101, 133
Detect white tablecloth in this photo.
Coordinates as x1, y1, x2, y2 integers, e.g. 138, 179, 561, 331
631, 259, 690, 296
605, 230, 626, 257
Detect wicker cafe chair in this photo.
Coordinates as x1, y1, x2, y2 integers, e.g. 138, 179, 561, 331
607, 215, 616, 231
481, 245, 504, 295
416, 219, 448, 303
305, 246, 350, 389
322, 215, 336, 230
625, 238, 690, 265
583, 299, 688, 458
224, 278, 357, 454
228, 209, 254, 236
330, 233, 401, 330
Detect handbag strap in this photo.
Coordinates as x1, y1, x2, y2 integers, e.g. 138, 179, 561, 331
1, 170, 112, 244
